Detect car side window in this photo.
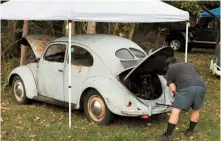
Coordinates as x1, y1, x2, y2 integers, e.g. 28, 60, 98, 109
44, 44, 66, 63
129, 48, 146, 58
115, 48, 134, 59
70, 45, 93, 67
207, 20, 214, 29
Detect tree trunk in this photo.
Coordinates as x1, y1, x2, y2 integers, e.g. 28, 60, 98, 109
8, 21, 18, 56
128, 23, 136, 40
65, 21, 76, 35
86, 22, 96, 34
71, 21, 76, 35
113, 23, 119, 35
20, 20, 29, 66
189, 14, 197, 27
108, 23, 111, 35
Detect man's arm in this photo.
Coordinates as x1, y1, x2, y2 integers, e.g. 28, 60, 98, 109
165, 67, 176, 97
169, 83, 176, 97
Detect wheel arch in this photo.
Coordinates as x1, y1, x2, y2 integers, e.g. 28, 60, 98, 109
79, 87, 97, 109
166, 33, 184, 42
77, 77, 133, 116
8, 66, 38, 99
9, 73, 19, 86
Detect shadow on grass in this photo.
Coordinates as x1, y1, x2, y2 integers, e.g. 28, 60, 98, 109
189, 48, 215, 55
113, 113, 169, 126
30, 99, 169, 127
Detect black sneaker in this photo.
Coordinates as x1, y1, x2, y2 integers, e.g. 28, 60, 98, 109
158, 133, 173, 141
184, 130, 193, 137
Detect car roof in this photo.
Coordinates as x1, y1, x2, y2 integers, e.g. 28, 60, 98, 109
54, 34, 139, 49
23, 34, 146, 76
53, 34, 146, 76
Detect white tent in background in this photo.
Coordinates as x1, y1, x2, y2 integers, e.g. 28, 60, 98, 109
0, 0, 190, 128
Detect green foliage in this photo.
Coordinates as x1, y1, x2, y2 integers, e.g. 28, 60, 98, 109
167, 1, 220, 14
170, 1, 202, 14
114, 23, 133, 38
1, 58, 20, 89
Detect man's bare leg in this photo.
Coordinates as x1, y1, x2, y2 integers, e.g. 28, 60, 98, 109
165, 108, 181, 136
190, 110, 200, 122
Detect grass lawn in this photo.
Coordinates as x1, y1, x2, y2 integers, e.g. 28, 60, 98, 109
1, 50, 220, 141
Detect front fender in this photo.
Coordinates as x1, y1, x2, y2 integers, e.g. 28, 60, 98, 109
8, 65, 38, 99
181, 32, 192, 43
81, 77, 139, 116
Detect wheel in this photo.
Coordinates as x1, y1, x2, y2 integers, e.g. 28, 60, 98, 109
12, 76, 30, 104
83, 90, 114, 125
168, 36, 186, 52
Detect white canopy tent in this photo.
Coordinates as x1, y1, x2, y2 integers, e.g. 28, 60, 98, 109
0, 0, 190, 128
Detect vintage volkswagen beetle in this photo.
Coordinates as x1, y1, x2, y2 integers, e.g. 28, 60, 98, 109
8, 34, 174, 125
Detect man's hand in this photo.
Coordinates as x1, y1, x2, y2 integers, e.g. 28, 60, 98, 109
169, 83, 176, 97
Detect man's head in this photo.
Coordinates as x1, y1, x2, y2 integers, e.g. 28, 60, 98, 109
164, 57, 181, 71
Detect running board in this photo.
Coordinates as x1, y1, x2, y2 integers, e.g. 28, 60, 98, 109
32, 95, 77, 109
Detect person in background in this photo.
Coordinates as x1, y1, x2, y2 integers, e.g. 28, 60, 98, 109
158, 57, 206, 141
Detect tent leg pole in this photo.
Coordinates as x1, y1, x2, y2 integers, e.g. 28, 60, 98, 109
68, 20, 72, 129
185, 22, 189, 62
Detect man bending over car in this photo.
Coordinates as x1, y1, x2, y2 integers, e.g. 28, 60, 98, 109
158, 57, 206, 141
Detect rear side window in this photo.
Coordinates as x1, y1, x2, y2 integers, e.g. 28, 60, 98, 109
71, 45, 93, 67
129, 48, 146, 58
115, 49, 134, 59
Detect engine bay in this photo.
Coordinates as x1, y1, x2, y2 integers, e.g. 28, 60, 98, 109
120, 70, 163, 100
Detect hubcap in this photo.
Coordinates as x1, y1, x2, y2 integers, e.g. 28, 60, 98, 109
88, 95, 105, 121
14, 80, 24, 101
170, 40, 181, 50
91, 100, 102, 117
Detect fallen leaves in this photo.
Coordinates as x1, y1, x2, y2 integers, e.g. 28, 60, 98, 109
1, 106, 9, 113
204, 133, 208, 140
29, 134, 36, 141
35, 117, 40, 121
1, 131, 7, 135
15, 125, 24, 130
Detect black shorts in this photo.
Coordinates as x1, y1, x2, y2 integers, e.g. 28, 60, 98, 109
173, 86, 206, 111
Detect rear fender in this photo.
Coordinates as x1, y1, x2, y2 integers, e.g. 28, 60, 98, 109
8, 66, 38, 99
79, 77, 138, 116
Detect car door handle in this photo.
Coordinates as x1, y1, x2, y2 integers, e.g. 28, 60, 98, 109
58, 69, 63, 72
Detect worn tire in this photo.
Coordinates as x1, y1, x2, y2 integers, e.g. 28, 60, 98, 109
168, 36, 186, 52
12, 76, 30, 104
83, 89, 114, 125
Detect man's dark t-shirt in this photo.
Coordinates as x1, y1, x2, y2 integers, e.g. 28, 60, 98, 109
165, 62, 205, 91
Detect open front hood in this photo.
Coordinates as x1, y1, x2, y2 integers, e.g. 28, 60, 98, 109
21, 34, 56, 58
123, 46, 174, 81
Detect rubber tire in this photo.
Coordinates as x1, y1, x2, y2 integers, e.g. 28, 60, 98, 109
168, 36, 189, 52
12, 76, 30, 104
83, 90, 115, 125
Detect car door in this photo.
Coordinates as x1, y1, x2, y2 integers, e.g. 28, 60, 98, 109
37, 43, 67, 101
193, 19, 218, 43
63, 43, 94, 104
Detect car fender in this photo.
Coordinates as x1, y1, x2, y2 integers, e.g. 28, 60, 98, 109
8, 65, 38, 99
181, 32, 191, 43
166, 32, 191, 43
80, 77, 139, 116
